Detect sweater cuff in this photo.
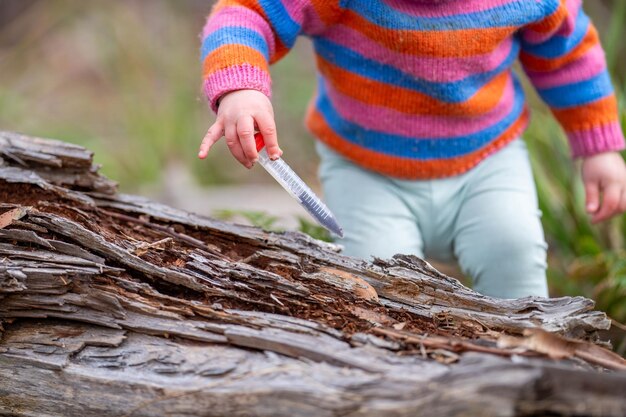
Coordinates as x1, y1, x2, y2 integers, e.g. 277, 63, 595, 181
203, 64, 272, 112
568, 121, 626, 158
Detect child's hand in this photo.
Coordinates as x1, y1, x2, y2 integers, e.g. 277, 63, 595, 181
198, 89, 282, 168
581, 152, 626, 223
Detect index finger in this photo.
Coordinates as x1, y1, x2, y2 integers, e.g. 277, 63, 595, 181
198, 120, 224, 159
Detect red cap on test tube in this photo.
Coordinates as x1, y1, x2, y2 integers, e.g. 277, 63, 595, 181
254, 133, 265, 152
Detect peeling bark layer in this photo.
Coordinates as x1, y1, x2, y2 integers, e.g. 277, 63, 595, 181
0, 131, 625, 417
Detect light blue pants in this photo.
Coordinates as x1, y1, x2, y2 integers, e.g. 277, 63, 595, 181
316, 139, 549, 299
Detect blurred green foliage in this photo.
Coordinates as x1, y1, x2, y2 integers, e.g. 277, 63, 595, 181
212, 209, 332, 242
0, 0, 316, 191
524, 1, 626, 322
296, 217, 333, 242
0, 1, 625, 323
214, 209, 282, 232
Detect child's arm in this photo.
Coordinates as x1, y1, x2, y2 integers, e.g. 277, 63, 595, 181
197, 0, 342, 167
520, 1, 626, 222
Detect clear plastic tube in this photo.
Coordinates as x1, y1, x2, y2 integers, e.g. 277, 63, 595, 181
257, 148, 344, 237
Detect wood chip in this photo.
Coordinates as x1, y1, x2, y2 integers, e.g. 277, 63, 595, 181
0, 207, 30, 229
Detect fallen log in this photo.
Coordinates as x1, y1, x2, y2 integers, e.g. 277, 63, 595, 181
0, 130, 625, 417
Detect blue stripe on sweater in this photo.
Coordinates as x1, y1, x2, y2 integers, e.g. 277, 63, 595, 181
314, 37, 520, 103
201, 26, 270, 61
343, 0, 555, 31
538, 70, 614, 109
521, 9, 589, 59
315, 78, 526, 160
257, 0, 300, 48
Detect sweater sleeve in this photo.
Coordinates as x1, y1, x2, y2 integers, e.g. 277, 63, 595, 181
519, 0, 625, 157
201, 0, 341, 112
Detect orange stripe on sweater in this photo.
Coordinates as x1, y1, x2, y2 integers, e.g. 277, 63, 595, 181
520, 26, 598, 72
306, 106, 529, 179
213, 0, 240, 11
310, 0, 341, 26
203, 45, 269, 77
524, 0, 568, 34
341, 11, 516, 58
552, 95, 620, 132
316, 57, 510, 116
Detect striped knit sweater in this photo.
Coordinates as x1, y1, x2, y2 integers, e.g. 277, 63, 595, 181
201, 0, 625, 179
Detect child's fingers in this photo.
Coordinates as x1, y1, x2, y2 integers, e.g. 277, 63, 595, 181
236, 115, 258, 163
592, 184, 621, 223
254, 111, 281, 160
225, 124, 252, 169
584, 181, 600, 213
198, 120, 224, 159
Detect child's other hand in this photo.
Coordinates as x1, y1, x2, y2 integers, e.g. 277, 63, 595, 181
581, 152, 626, 223
198, 89, 282, 168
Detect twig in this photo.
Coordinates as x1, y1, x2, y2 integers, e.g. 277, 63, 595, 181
131, 237, 173, 255
270, 293, 285, 306
372, 327, 535, 358
98, 208, 226, 258
611, 318, 626, 332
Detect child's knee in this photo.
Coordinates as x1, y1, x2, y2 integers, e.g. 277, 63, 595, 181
491, 222, 547, 265
455, 217, 548, 298
459, 209, 545, 257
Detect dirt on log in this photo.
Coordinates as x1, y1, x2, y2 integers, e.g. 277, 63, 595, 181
0, 130, 625, 417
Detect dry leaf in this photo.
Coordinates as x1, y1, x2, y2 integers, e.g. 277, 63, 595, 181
430, 349, 460, 364
522, 328, 576, 359
498, 328, 626, 370
348, 305, 395, 325
319, 266, 379, 302
393, 322, 407, 330
0, 207, 30, 229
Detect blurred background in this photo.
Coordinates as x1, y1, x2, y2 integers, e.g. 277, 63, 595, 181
0, 1, 625, 336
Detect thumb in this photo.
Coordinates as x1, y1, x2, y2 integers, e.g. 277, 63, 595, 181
585, 180, 600, 213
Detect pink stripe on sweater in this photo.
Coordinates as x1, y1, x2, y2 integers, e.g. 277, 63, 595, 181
382, 0, 517, 18
323, 25, 515, 82
324, 76, 517, 138
525, 44, 606, 89
281, 0, 309, 26
568, 121, 626, 157
202, 6, 276, 58
280, 0, 307, 22
281, 0, 331, 35
556, 0, 582, 38
204, 64, 271, 112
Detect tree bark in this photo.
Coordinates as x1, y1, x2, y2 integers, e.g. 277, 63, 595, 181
0, 130, 625, 417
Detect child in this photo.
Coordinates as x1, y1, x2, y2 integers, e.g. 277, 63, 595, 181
198, 0, 626, 299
